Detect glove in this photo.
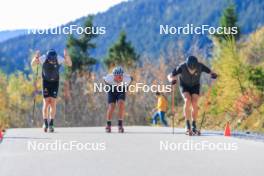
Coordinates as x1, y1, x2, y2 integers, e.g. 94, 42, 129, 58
130, 76, 134, 82
211, 72, 218, 79
171, 80, 177, 85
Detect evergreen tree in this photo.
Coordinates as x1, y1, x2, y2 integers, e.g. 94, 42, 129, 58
66, 15, 97, 74
248, 66, 264, 93
215, 3, 240, 41
104, 31, 139, 69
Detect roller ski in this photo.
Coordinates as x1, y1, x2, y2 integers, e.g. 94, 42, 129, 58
185, 129, 200, 136
191, 121, 201, 136
185, 129, 193, 136
48, 125, 55, 133
192, 129, 201, 136
105, 126, 111, 133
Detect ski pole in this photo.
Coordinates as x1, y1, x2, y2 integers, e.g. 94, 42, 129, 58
32, 65, 39, 124
198, 78, 216, 133
171, 84, 175, 134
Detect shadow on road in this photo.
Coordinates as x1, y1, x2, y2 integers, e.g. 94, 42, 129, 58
3, 136, 51, 140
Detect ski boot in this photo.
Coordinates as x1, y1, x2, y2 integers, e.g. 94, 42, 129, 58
118, 126, 124, 133
48, 125, 55, 133
43, 119, 48, 133
185, 120, 192, 136
118, 120, 124, 133
105, 121, 112, 133
191, 121, 200, 136
105, 125, 111, 133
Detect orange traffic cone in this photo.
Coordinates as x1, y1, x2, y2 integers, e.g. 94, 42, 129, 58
0, 131, 3, 140
224, 122, 231, 136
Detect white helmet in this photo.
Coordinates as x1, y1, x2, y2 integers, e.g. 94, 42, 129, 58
112, 66, 124, 76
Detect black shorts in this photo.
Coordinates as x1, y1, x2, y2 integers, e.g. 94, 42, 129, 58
180, 83, 200, 95
107, 91, 126, 104
42, 80, 59, 98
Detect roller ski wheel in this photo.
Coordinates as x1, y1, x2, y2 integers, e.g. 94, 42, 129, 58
43, 124, 48, 133
105, 126, 111, 133
192, 130, 201, 136
118, 126, 124, 133
185, 130, 193, 136
48, 126, 55, 133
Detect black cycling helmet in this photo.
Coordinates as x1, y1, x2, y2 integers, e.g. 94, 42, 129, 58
155, 92, 161, 96
46, 49, 57, 60
186, 56, 198, 70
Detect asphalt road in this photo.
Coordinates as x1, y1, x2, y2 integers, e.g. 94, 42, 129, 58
0, 126, 263, 176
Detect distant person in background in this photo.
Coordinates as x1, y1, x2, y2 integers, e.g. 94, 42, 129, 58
103, 66, 133, 133
167, 56, 217, 135
31, 49, 72, 132
152, 92, 168, 126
